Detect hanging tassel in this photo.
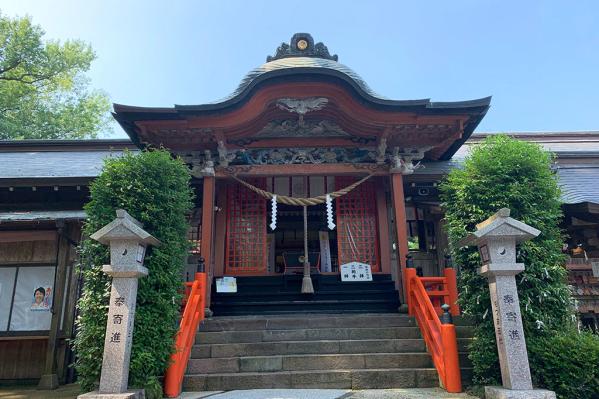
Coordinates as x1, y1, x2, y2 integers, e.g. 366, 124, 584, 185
269, 195, 277, 230
326, 194, 335, 230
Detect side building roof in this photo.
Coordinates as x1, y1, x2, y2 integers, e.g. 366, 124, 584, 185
0, 139, 137, 185
0, 132, 598, 206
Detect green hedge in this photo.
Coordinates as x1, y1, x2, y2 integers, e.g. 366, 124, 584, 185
440, 135, 574, 388
73, 150, 193, 397
529, 328, 599, 399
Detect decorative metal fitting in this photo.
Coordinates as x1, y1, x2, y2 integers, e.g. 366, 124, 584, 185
197, 257, 205, 273
406, 254, 414, 268
440, 304, 453, 324
267, 33, 338, 62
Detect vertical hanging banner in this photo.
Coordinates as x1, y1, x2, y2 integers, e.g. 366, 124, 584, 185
319, 231, 332, 272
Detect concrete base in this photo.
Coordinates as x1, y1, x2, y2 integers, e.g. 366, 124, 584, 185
77, 389, 145, 399
37, 373, 59, 390
485, 386, 556, 399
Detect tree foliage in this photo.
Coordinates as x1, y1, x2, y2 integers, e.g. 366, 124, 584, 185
73, 150, 193, 398
0, 12, 111, 139
440, 135, 574, 387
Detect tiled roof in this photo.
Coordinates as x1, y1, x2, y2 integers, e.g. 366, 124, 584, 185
219, 56, 386, 102
0, 210, 86, 222
556, 166, 599, 204
0, 150, 134, 179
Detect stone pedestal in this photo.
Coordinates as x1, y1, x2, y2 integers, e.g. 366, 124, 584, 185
78, 389, 145, 399
485, 386, 556, 399
459, 209, 556, 399
78, 210, 160, 399
37, 373, 59, 390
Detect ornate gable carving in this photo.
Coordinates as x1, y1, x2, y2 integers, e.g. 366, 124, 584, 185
256, 119, 351, 138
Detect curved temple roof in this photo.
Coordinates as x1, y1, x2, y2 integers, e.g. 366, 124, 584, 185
113, 33, 491, 160
170, 33, 490, 113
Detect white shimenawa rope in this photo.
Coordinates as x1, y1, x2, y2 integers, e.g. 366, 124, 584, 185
270, 195, 278, 230
326, 194, 335, 230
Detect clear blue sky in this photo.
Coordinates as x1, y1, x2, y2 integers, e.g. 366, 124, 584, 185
2, 1, 599, 137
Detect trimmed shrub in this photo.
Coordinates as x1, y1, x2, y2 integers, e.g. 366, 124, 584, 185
72, 150, 193, 397
529, 328, 599, 399
440, 135, 574, 387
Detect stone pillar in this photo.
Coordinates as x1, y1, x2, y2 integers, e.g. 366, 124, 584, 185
459, 208, 556, 399
78, 210, 160, 399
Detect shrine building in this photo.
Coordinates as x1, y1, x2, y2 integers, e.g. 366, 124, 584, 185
112, 32, 490, 314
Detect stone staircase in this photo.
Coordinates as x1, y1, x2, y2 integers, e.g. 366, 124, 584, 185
182, 313, 473, 391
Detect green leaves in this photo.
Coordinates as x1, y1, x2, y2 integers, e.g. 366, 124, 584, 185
528, 329, 599, 399
72, 150, 193, 396
440, 135, 575, 391
0, 12, 111, 139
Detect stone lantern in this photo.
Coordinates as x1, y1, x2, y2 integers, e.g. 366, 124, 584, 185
459, 208, 556, 399
79, 209, 160, 399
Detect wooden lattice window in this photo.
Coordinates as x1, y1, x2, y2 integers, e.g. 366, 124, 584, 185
225, 178, 267, 275
336, 177, 380, 272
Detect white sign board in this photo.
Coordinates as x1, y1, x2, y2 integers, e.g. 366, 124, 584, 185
216, 277, 237, 293
340, 262, 373, 282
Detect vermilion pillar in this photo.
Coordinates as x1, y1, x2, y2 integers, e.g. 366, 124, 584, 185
200, 176, 215, 310
391, 173, 409, 303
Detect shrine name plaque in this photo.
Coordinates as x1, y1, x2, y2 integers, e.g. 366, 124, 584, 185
340, 262, 373, 282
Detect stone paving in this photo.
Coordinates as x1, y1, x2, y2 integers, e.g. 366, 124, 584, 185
181, 388, 478, 399
0, 386, 479, 399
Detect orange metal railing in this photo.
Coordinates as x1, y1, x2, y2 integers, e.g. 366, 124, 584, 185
406, 266, 462, 393
164, 271, 206, 398
419, 267, 460, 317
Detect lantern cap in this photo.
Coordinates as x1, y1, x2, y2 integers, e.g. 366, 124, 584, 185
458, 208, 540, 248
90, 209, 161, 247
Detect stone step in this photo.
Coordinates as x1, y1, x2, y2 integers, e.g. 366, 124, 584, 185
199, 313, 415, 332
182, 368, 441, 390
211, 299, 401, 316
187, 352, 472, 374
191, 338, 473, 358
196, 326, 473, 344
188, 352, 441, 374
196, 327, 424, 344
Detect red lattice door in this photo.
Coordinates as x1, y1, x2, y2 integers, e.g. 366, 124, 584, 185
225, 178, 267, 275
336, 177, 381, 272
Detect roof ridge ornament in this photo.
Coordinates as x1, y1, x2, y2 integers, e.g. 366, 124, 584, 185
266, 33, 338, 62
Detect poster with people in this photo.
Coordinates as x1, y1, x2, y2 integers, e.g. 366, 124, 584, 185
9, 266, 55, 331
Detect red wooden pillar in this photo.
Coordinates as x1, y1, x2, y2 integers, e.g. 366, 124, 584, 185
375, 178, 391, 274
213, 182, 227, 277
390, 173, 409, 303
200, 176, 215, 310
